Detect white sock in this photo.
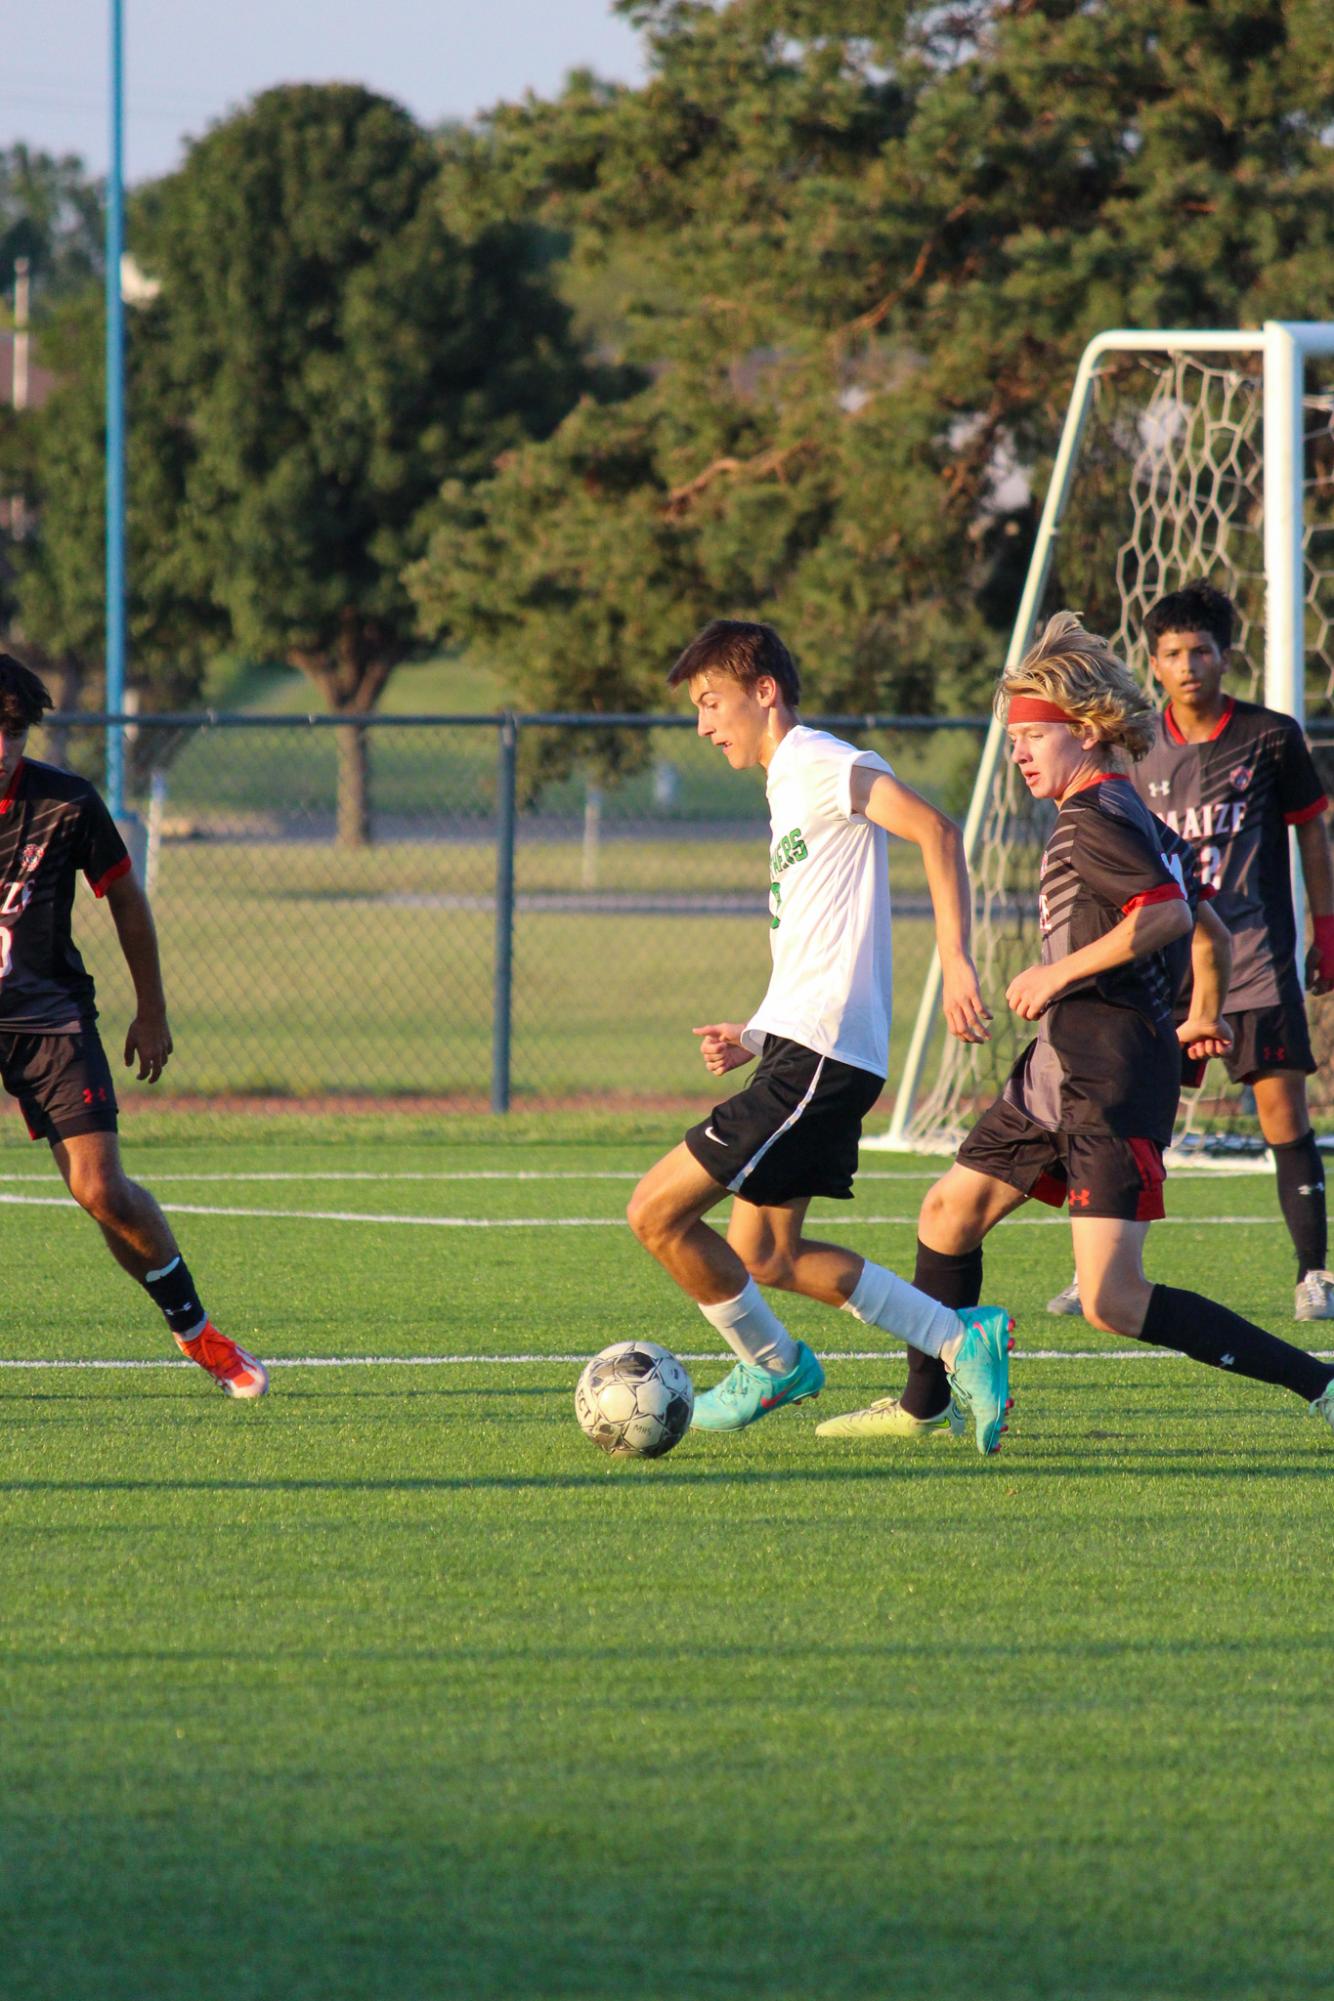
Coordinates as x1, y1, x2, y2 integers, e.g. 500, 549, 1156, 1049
840, 1259, 963, 1360
698, 1280, 799, 1375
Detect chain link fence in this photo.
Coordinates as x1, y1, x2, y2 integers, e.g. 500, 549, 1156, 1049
23, 712, 987, 1108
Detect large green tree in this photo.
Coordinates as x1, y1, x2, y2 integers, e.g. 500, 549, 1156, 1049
411, 0, 1334, 719
134, 84, 591, 841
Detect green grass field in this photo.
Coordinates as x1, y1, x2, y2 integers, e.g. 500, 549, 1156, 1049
1, 1111, 1331, 2000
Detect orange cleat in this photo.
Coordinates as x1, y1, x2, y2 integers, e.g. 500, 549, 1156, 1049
175, 1321, 269, 1399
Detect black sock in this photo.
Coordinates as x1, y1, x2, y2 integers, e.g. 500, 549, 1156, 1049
1141, 1283, 1333, 1402
1272, 1130, 1326, 1280
143, 1254, 206, 1337
901, 1240, 983, 1418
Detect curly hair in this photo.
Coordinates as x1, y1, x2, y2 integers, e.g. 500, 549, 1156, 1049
997, 612, 1157, 762
1144, 582, 1234, 655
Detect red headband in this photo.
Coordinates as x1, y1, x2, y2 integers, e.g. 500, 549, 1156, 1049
1006, 693, 1075, 723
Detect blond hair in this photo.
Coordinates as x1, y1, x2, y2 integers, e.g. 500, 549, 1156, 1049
996, 611, 1157, 762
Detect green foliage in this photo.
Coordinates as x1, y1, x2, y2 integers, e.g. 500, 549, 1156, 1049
0, 144, 102, 309
5, 291, 219, 718
133, 85, 590, 711
413, 0, 1334, 716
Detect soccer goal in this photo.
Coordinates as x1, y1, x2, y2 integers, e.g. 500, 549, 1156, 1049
878, 321, 1334, 1158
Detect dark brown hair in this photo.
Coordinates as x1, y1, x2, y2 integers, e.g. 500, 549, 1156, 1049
667, 620, 800, 704
0, 653, 53, 733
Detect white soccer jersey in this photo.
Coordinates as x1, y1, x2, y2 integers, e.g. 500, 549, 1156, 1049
741, 724, 894, 1078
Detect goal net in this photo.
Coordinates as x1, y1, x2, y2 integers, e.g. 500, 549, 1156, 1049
882, 324, 1334, 1158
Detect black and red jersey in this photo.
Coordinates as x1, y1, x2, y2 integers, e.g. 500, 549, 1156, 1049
0, 758, 131, 1032
1131, 697, 1326, 1011
1004, 773, 1200, 1144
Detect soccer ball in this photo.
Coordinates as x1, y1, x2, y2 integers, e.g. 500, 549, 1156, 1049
574, 1340, 694, 1459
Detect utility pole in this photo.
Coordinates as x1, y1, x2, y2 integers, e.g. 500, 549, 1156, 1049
105, 0, 127, 818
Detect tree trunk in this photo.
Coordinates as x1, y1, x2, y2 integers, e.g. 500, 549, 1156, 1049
289, 613, 401, 850
336, 719, 372, 848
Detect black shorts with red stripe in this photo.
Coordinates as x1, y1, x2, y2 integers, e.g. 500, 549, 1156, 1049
0, 1022, 119, 1142
956, 1097, 1165, 1222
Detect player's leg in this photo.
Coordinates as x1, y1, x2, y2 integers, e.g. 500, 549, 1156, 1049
18, 1025, 271, 1404
815, 1163, 1022, 1447
1251, 1068, 1331, 1315
626, 1143, 820, 1427
726, 1193, 974, 1347
1071, 1210, 1334, 1416
896, 1104, 1053, 1424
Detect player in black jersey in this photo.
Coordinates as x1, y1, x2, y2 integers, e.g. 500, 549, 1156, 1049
0, 654, 266, 1397
1046, 582, 1334, 1323
820, 615, 1334, 1446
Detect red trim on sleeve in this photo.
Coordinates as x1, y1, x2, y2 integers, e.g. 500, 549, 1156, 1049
1197, 882, 1218, 900
87, 854, 132, 899
1122, 882, 1188, 914
0, 757, 24, 814
1285, 795, 1328, 826
1164, 695, 1234, 746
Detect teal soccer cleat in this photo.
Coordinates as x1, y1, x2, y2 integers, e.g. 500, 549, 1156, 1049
690, 1342, 825, 1432
945, 1306, 1014, 1456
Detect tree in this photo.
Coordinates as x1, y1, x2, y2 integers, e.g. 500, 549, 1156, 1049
139, 84, 592, 843
0, 145, 103, 310
411, 0, 1334, 719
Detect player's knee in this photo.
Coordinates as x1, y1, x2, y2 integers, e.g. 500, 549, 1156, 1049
626, 1180, 677, 1255
919, 1181, 976, 1250
1080, 1277, 1142, 1336
69, 1165, 136, 1227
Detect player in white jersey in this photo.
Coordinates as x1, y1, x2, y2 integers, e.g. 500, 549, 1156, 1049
625, 620, 1013, 1452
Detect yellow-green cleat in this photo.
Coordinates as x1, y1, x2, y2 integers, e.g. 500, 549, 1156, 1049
815, 1395, 965, 1441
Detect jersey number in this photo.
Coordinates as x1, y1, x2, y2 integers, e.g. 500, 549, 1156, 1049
1197, 843, 1223, 891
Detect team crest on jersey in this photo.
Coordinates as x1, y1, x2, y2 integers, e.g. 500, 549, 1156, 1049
19, 843, 46, 873
1230, 764, 1253, 793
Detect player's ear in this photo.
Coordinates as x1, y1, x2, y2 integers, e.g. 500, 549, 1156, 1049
753, 674, 778, 710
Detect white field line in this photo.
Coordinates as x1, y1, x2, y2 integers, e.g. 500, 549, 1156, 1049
0, 1192, 1275, 1229
3, 1349, 1330, 1372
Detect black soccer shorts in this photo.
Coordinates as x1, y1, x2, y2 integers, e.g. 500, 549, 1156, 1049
957, 1097, 1166, 1222
685, 1035, 884, 1207
0, 1024, 119, 1142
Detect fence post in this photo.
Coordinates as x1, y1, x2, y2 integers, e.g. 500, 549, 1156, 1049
491, 713, 518, 1113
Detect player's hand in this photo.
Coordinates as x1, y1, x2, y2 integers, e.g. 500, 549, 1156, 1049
1177, 1014, 1233, 1061
1306, 915, 1334, 994
692, 1023, 754, 1078
941, 953, 991, 1043
1005, 962, 1065, 1021
124, 1012, 173, 1084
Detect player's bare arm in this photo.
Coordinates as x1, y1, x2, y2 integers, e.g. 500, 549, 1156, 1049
1177, 899, 1233, 1059
851, 766, 991, 1044
1006, 897, 1192, 1021
1296, 812, 1334, 996
105, 872, 174, 1084
692, 1022, 754, 1077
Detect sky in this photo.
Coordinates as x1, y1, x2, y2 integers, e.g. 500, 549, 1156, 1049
2, 0, 649, 184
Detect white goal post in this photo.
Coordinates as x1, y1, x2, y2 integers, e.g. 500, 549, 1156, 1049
879, 320, 1334, 1152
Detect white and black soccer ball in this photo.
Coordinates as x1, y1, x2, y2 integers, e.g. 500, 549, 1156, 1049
574, 1340, 694, 1459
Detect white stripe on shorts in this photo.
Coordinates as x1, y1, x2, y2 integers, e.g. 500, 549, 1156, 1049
728, 1053, 826, 1194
